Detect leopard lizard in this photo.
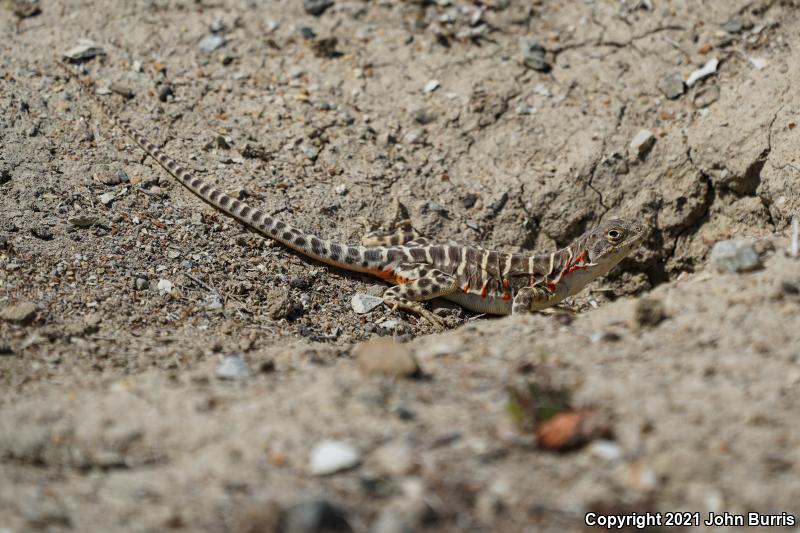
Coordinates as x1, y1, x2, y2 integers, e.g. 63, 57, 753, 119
59, 61, 646, 329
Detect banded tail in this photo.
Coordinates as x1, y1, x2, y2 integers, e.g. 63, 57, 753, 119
59, 61, 385, 274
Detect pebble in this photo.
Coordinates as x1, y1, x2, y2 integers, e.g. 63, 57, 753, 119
63, 39, 105, 61
279, 498, 351, 532
658, 71, 685, 99
95, 169, 129, 186
710, 239, 761, 273
334, 184, 348, 195
370, 511, 413, 533
134, 277, 149, 291
423, 80, 440, 94
633, 298, 667, 328
309, 440, 361, 475
588, 439, 623, 461
351, 293, 383, 314
287, 66, 305, 79
216, 354, 251, 380
686, 57, 719, 87
629, 129, 655, 159
354, 338, 420, 378
300, 143, 319, 162
0, 302, 38, 325
403, 129, 426, 145
99, 191, 116, 205
372, 439, 417, 476
377, 319, 401, 333
156, 278, 174, 295
303, 0, 334, 16
521, 38, 550, 72
723, 15, 751, 34
157, 84, 174, 102
198, 34, 225, 53
30, 225, 53, 240
693, 85, 719, 108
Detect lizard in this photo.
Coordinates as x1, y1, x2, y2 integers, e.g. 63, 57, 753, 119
58, 60, 646, 329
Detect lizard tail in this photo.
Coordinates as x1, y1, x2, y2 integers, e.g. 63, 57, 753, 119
58, 60, 388, 274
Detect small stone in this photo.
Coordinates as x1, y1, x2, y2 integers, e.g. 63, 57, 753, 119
99, 191, 116, 205
748, 56, 768, 70
710, 240, 761, 273
588, 439, 623, 461
403, 129, 426, 145
686, 57, 719, 87
198, 34, 225, 53
377, 319, 401, 333
299, 27, 317, 40
658, 71, 685, 99
300, 143, 319, 162
693, 85, 719, 108
156, 278, 174, 295
30, 225, 53, 240
461, 192, 478, 208
303, 0, 334, 16
633, 298, 667, 328
370, 511, 412, 533
354, 337, 419, 378
629, 129, 656, 159
278, 498, 352, 532
334, 184, 348, 195
423, 80, 440, 94
372, 440, 418, 476
157, 84, 174, 102
310, 440, 360, 475
95, 169, 129, 186
425, 201, 446, 213
63, 39, 105, 62
287, 66, 305, 79
109, 83, 135, 99
135, 277, 149, 291
723, 15, 751, 34
0, 302, 38, 325
521, 38, 550, 72
351, 293, 383, 314
216, 354, 251, 380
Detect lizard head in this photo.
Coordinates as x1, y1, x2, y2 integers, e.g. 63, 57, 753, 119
584, 218, 646, 265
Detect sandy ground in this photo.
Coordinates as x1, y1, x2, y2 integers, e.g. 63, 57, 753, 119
1, 0, 799, 531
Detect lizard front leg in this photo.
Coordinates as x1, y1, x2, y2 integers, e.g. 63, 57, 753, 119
511, 286, 554, 315
381, 267, 457, 329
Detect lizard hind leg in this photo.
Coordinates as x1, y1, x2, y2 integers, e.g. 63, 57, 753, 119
382, 267, 457, 329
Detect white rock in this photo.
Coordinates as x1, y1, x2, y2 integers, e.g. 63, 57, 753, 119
351, 293, 383, 314
588, 439, 623, 461
156, 279, 174, 295
748, 56, 768, 70
216, 355, 251, 380
310, 440, 361, 475
629, 129, 655, 159
423, 80, 440, 93
686, 57, 719, 87
99, 191, 116, 205
709, 240, 761, 273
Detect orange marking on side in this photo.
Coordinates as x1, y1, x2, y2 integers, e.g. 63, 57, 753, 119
480, 285, 488, 298
547, 281, 557, 292
502, 292, 511, 301
378, 265, 394, 280
461, 283, 470, 293
502, 279, 510, 289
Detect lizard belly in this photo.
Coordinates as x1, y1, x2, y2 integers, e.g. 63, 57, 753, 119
443, 292, 512, 315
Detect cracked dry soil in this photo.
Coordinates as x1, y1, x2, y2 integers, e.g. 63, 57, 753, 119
1, 0, 800, 531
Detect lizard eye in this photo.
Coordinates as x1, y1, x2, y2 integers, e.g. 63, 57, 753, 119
607, 229, 624, 241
